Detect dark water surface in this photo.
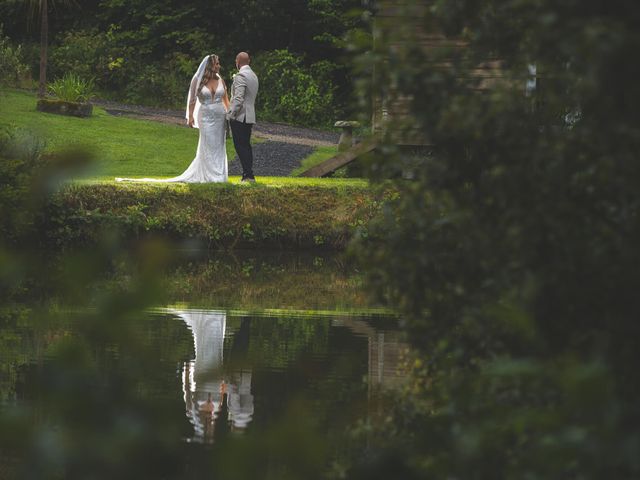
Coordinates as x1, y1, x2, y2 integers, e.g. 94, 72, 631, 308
158, 309, 404, 444
0, 253, 406, 479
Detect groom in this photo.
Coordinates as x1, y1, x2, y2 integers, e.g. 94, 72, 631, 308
227, 52, 259, 182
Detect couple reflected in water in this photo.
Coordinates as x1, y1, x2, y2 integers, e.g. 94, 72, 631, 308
176, 310, 253, 443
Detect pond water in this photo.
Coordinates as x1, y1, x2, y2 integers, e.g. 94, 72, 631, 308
0, 252, 407, 479
154, 308, 404, 444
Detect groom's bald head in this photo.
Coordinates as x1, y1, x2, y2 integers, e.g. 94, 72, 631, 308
236, 52, 250, 68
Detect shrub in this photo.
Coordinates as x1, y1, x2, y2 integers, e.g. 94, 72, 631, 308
0, 25, 29, 87
49, 30, 110, 86
48, 73, 95, 103
252, 49, 337, 127
123, 61, 190, 108
48, 28, 190, 107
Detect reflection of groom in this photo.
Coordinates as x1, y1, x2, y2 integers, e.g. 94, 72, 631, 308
227, 52, 259, 182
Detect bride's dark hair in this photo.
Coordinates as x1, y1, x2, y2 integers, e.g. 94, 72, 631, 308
198, 54, 219, 94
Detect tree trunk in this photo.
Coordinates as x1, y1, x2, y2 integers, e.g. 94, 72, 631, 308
38, 0, 48, 98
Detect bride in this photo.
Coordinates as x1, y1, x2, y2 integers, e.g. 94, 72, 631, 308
116, 54, 230, 183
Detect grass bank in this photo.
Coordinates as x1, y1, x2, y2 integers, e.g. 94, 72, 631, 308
48, 181, 383, 250
2, 89, 381, 250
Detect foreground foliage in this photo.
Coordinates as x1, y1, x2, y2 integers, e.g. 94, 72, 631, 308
349, 1, 640, 478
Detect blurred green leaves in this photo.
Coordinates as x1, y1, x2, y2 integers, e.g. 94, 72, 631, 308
347, 0, 640, 478
0, 126, 188, 479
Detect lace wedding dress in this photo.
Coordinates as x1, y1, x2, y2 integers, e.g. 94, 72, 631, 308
116, 80, 228, 183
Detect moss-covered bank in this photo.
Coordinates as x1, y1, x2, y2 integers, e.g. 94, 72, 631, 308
46, 182, 384, 250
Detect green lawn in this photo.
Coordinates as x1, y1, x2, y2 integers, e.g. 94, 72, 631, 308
1, 89, 215, 177
0, 89, 352, 185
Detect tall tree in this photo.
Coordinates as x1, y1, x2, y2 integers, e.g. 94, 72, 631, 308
24, 0, 73, 97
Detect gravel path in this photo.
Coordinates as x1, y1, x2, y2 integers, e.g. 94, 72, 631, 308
229, 142, 315, 177
95, 99, 338, 176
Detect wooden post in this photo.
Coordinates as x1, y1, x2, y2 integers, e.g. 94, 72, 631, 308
298, 139, 378, 178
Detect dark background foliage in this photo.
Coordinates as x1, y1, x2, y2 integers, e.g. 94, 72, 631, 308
0, 0, 368, 125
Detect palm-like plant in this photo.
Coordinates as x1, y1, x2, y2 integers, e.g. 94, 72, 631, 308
25, 0, 74, 98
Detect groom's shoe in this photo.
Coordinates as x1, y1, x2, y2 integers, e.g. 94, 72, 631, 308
241, 175, 256, 183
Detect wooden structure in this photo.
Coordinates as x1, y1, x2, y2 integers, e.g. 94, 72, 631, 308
298, 0, 502, 177
371, 0, 501, 144
298, 140, 377, 178
332, 317, 408, 394
371, 0, 432, 145
299, 1, 434, 177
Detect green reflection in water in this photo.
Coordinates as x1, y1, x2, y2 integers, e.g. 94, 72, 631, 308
154, 250, 382, 312
0, 254, 404, 480
85, 248, 389, 316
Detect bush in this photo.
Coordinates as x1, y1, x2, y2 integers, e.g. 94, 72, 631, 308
252, 49, 338, 127
123, 61, 190, 108
46, 29, 347, 121
49, 30, 110, 88
46, 29, 346, 122
49, 30, 110, 86
49, 28, 193, 108
0, 25, 29, 87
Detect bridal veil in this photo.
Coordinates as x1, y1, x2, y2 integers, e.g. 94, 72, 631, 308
186, 54, 215, 129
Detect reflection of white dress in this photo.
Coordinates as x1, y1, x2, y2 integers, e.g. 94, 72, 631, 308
116, 81, 228, 183
176, 309, 255, 441
178, 310, 226, 439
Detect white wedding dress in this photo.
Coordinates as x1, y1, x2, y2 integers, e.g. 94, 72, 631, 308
116, 80, 228, 183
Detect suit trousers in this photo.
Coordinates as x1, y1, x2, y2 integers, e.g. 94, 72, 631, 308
230, 119, 254, 178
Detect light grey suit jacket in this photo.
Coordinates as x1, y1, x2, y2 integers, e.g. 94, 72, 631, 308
227, 65, 259, 124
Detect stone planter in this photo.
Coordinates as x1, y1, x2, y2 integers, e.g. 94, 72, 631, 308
36, 98, 93, 118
